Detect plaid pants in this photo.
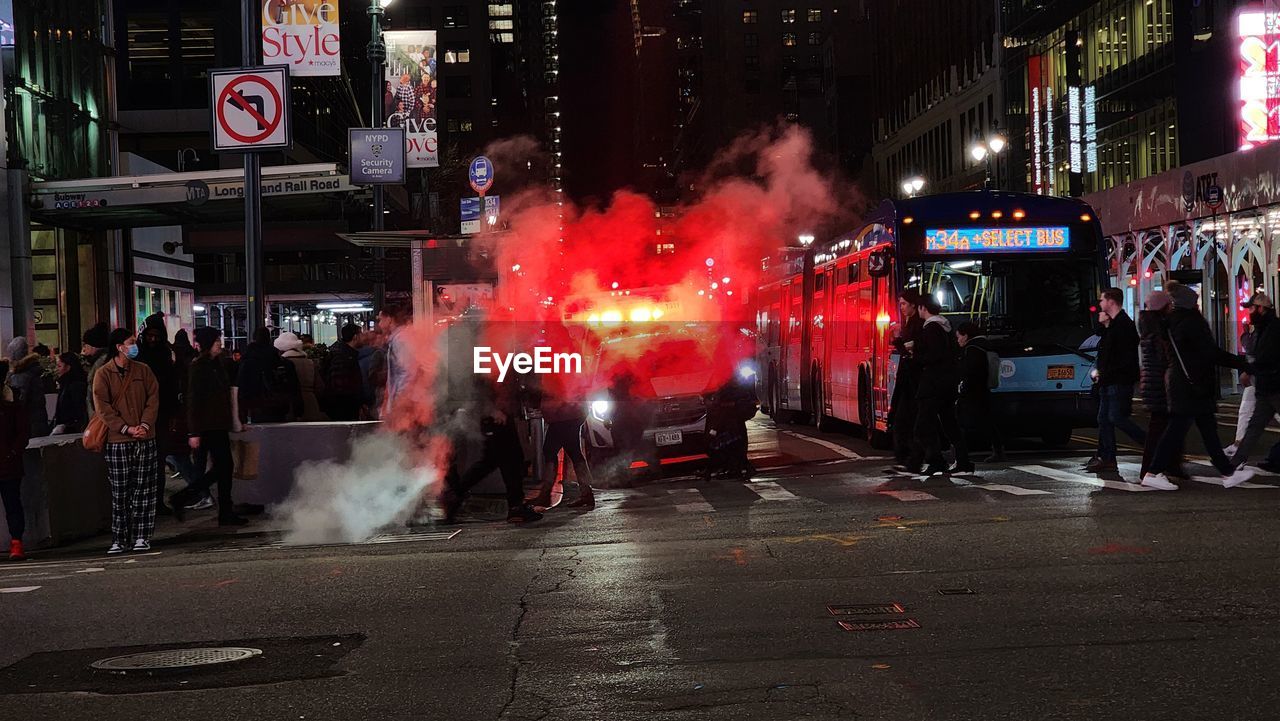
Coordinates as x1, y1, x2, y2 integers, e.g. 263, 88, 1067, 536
105, 439, 159, 546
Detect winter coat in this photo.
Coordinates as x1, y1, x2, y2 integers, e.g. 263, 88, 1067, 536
1247, 313, 1280, 395
891, 315, 924, 393
187, 354, 234, 434
322, 340, 364, 403
914, 315, 959, 399
1095, 310, 1141, 387
0, 396, 30, 480
91, 360, 160, 444
6, 353, 49, 437
52, 371, 90, 434
236, 342, 300, 423
281, 349, 327, 421
1163, 307, 1247, 416
137, 335, 178, 420
1137, 310, 1171, 414
85, 351, 111, 413
958, 336, 994, 400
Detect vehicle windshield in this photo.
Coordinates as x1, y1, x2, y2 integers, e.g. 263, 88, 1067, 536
904, 257, 1100, 349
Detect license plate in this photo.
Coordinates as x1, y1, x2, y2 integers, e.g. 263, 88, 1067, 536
1046, 365, 1075, 380
655, 430, 683, 446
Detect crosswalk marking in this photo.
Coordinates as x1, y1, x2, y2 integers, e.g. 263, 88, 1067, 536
966, 483, 1053, 496
782, 430, 863, 459
748, 480, 800, 501
878, 489, 938, 502
669, 488, 715, 513
1014, 464, 1157, 492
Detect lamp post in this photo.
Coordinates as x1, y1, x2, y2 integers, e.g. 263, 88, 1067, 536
368, 0, 394, 314
969, 133, 1007, 190
900, 176, 925, 198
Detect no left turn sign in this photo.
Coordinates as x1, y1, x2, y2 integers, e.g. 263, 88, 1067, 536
210, 66, 292, 152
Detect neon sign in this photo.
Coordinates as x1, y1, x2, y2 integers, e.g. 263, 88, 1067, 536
1239, 11, 1280, 149
925, 227, 1070, 254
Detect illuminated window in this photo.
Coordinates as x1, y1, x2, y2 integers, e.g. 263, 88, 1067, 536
443, 43, 470, 64
494, 32, 514, 43
807, 32, 821, 45
656, 243, 676, 254
807, 8, 822, 22
781, 8, 796, 23
782, 32, 797, 47
742, 10, 757, 23
489, 19, 514, 30
460, 120, 474, 132
488, 3, 513, 16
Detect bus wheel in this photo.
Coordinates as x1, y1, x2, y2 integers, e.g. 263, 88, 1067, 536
814, 371, 834, 432
1041, 426, 1073, 449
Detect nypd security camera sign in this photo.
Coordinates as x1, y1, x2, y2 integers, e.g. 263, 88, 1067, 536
349, 128, 407, 185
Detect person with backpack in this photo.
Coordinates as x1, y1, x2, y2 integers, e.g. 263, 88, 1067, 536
0, 360, 31, 560
236, 327, 300, 424
955, 322, 1004, 468
322, 323, 366, 421
1141, 283, 1254, 490
5, 337, 48, 438
274, 331, 327, 421
93, 328, 161, 553
909, 295, 966, 475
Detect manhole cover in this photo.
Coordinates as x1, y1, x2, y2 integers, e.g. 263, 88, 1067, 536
838, 618, 920, 632
91, 647, 262, 671
827, 603, 905, 616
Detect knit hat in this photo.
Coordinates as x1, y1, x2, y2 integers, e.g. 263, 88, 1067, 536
144, 312, 166, 332
273, 331, 303, 353
1145, 290, 1172, 312
1167, 282, 1199, 310
6, 337, 28, 361
193, 326, 222, 350
82, 322, 110, 349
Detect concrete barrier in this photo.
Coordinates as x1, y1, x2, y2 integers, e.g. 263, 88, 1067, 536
0, 435, 112, 550
229, 422, 385, 507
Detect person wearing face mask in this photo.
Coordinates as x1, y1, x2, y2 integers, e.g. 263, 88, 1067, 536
1227, 292, 1280, 472
91, 328, 161, 554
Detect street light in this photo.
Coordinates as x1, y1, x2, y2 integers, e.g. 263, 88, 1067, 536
798, 234, 816, 247
969, 133, 1008, 189
901, 176, 925, 198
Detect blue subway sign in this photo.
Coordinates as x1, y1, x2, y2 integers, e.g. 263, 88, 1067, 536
925, 226, 1070, 254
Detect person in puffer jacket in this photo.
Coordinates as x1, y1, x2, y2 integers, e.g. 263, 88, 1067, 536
1136, 291, 1185, 481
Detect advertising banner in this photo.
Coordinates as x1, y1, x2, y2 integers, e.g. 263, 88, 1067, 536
1238, 10, 1280, 150
384, 30, 439, 168
261, 0, 341, 77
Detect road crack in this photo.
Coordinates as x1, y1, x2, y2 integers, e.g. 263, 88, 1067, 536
496, 547, 582, 721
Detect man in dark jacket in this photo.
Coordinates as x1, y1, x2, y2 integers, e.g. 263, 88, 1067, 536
1136, 292, 1185, 480
322, 323, 365, 421
1087, 287, 1146, 473
955, 322, 1004, 466
171, 327, 247, 526
910, 296, 966, 475
1143, 283, 1254, 489
137, 313, 177, 516
1227, 291, 1280, 471
236, 327, 300, 424
890, 289, 925, 466
443, 372, 541, 524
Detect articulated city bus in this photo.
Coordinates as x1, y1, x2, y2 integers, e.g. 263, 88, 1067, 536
757, 190, 1107, 447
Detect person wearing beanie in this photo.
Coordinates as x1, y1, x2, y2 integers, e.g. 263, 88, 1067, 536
82, 321, 112, 414
1136, 290, 1185, 479
274, 331, 326, 421
136, 312, 177, 517
171, 326, 246, 526
1142, 283, 1254, 490
4, 337, 48, 437
92, 328, 161, 553
0, 359, 31, 560
1226, 290, 1280, 473
889, 288, 925, 467
1227, 291, 1280, 461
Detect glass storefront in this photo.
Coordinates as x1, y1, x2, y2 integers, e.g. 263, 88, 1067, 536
134, 283, 193, 340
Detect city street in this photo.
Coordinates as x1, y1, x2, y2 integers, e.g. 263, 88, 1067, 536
2, 416, 1278, 721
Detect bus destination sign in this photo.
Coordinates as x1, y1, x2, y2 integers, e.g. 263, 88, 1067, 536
925, 226, 1070, 254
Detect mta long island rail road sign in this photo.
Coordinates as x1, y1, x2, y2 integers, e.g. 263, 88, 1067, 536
349, 128, 407, 185
210, 66, 293, 152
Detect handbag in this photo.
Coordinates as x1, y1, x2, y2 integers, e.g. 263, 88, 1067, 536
83, 414, 108, 453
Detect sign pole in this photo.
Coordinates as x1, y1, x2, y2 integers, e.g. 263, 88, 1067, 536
242, 0, 264, 338
368, 0, 387, 316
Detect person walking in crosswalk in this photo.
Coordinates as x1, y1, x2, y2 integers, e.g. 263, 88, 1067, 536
909, 295, 966, 476
1141, 283, 1254, 490
1136, 291, 1187, 481
955, 322, 1003, 468
890, 290, 924, 468
1227, 292, 1280, 472
1225, 292, 1280, 465
1087, 288, 1145, 473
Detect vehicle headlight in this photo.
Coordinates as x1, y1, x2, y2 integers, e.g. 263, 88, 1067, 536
737, 363, 757, 381
1090, 368, 1099, 381
591, 399, 613, 421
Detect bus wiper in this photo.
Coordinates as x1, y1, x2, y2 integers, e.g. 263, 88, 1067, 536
1044, 342, 1097, 362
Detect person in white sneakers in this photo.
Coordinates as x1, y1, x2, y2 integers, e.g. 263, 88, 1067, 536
1225, 293, 1280, 461
1141, 283, 1254, 490
1227, 292, 1280, 473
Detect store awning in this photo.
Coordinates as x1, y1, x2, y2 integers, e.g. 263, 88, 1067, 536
30, 163, 404, 231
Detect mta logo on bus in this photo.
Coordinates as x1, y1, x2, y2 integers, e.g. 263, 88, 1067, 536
925, 226, 1070, 254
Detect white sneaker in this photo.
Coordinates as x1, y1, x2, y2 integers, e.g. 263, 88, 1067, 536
1224, 443, 1239, 458
185, 496, 214, 511
132, 539, 150, 552
107, 543, 126, 555
1223, 465, 1256, 489
1140, 473, 1178, 491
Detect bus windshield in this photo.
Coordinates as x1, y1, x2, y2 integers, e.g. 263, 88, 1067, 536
904, 257, 1100, 348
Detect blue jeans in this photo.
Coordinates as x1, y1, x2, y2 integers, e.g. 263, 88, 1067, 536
166, 453, 202, 491
1096, 383, 1146, 462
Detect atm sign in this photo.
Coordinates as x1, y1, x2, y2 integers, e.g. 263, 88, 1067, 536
925, 226, 1070, 253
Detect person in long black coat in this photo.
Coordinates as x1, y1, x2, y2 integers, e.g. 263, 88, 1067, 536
50, 352, 89, 435
910, 296, 966, 475
890, 289, 925, 466
1136, 293, 1185, 480
1142, 283, 1252, 489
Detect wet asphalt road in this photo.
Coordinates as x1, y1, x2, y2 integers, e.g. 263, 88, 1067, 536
1, 414, 1278, 721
